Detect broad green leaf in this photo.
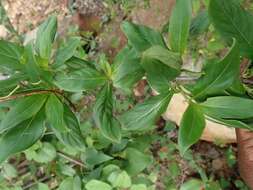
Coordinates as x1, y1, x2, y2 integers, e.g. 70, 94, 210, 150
0, 94, 48, 133
0, 40, 23, 71
85, 180, 112, 190
0, 73, 26, 93
120, 92, 173, 131
37, 183, 50, 190
29, 142, 56, 163
130, 184, 148, 190
54, 105, 86, 151
140, 43, 181, 93
124, 148, 152, 176
23, 43, 41, 82
190, 10, 210, 37
209, 0, 253, 58
65, 57, 95, 70
45, 94, 66, 132
54, 67, 107, 92
102, 164, 121, 179
142, 58, 179, 93
207, 115, 253, 130
112, 45, 144, 92
57, 162, 76, 177
83, 148, 112, 167
108, 171, 132, 188
191, 40, 239, 99
121, 21, 166, 52
58, 176, 82, 190
35, 15, 57, 60
0, 110, 45, 163
142, 45, 182, 71
93, 84, 121, 142
180, 179, 204, 190
179, 103, 205, 155
200, 96, 253, 119
169, 0, 192, 54
54, 37, 81, 69
2, 163, 18, 178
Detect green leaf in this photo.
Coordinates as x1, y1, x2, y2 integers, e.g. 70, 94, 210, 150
35, 15, 57, 60
54, 37, 81, 69
191, 40, 239, 99
200, 96, 253, 119
179, 103, 206, 155
0, 40, 24, 71
190, 10, 210, 37
121, 21, 166, 52
124, 148, 152, 176
120, 92, 173, 131
0, 110, 45, 163
169, 0, 192, 54
0, 94, 48, 133
102, 164, 121, 179
54, 105, 86, 151
58, 176, 82, 190
112, 45, 144, 92
65, 57, 95, 70
23, 43, 41, 82
141, 46, 181, 92
209, 0, 253, 58
85, 180, 112, 190
93, 84, 121, 142
130, 184, 148, 190
37, 183, 50, 190
2, 163, 18, 178
45, 94, 66, 132
142, 58, 179, 93
29, 142, 56, 163
180, 179, 203, 190
54, 67, 107, 92
0, 73, 26, 93
83, 148, 112, 167
207, 116, 253, 130
143, 45, 182, 71
108, 171, 132, 188
57, 162, 76, 177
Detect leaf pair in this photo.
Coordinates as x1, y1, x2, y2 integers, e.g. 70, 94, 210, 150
180, 40, 241, 153
120, 22, 182, 93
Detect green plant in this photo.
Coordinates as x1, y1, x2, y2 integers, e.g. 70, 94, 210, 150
0, 0, 253, 189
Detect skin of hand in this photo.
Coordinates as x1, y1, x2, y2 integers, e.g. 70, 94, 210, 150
236, 128, 253, 189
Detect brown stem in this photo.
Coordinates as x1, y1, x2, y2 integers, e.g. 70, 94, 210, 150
57, 151, 85, 168
0, 90, 49, 103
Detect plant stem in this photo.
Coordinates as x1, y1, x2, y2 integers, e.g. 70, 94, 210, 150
57, 151, 85, 168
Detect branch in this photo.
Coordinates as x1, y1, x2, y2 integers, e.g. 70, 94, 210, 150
57, 151, 85, 168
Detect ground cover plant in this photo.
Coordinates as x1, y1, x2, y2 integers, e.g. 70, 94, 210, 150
0, 0, 253, 189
